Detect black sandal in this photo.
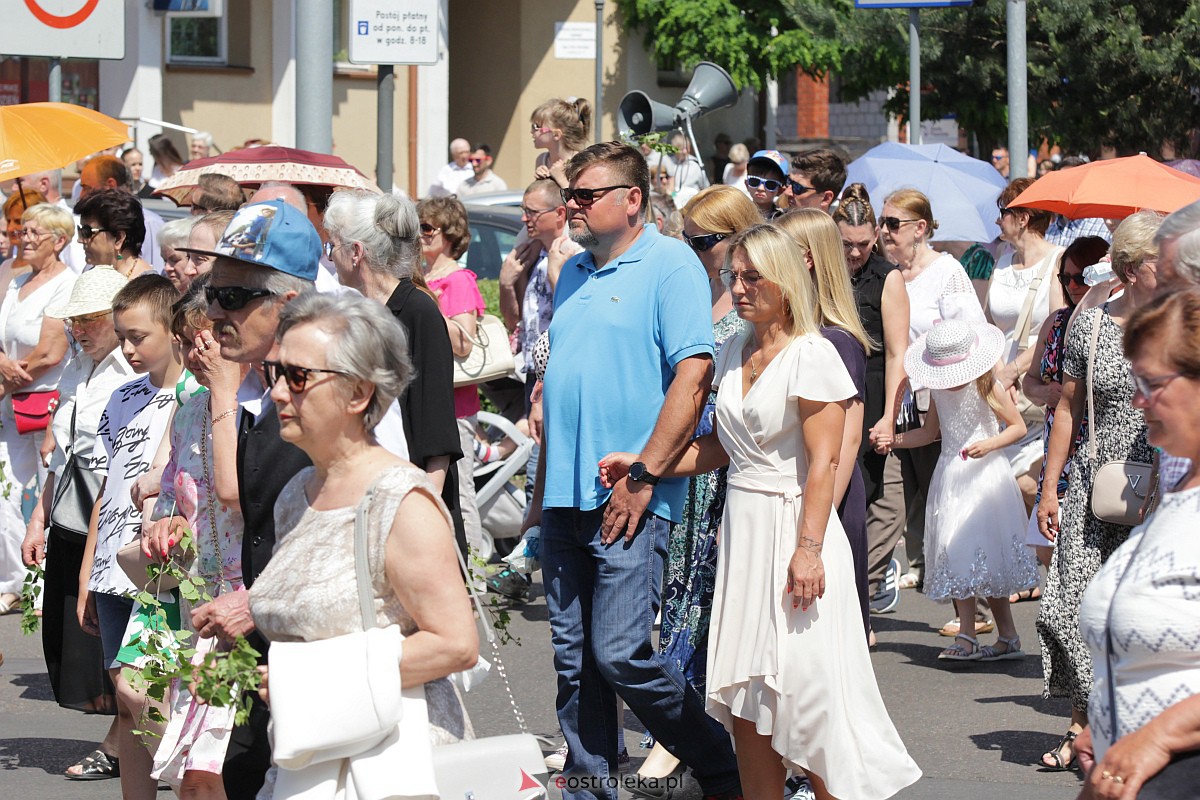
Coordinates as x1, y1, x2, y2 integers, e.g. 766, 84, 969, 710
1040, 730, 1078, 771
64, 749, 120, 781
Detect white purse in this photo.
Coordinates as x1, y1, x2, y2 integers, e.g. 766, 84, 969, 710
450, 314, 517, 387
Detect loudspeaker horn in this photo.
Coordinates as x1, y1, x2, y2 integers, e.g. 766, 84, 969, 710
675, 62, 738, 122
619, 90, 679, 136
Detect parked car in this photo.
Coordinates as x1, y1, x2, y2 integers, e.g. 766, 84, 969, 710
462, 204, 524, 281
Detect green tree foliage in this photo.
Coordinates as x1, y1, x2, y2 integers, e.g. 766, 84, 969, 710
615, 0, 845, 89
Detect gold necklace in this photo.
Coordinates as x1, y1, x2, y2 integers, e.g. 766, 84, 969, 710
749, 350, 760, 383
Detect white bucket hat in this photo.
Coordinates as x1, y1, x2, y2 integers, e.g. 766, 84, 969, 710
905, 319, 1006, 390
46, 266, 129, 319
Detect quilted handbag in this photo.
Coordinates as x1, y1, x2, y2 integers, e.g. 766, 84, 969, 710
11, 390, 60, 435
451, 314, 516, 387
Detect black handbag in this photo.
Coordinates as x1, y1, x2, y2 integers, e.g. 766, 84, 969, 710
48, 404, 103, 540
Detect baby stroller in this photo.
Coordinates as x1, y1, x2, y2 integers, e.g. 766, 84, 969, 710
473, 411, 538, 600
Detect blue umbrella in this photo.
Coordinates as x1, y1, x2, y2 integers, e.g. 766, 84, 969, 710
845, 142, 1008, 243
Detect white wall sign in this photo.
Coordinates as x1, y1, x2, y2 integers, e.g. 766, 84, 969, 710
0, 0, 126, 60
554, 21, 596, 60
348, 0, 440, 66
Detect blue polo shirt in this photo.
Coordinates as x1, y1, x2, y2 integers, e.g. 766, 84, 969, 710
542, 225, 715, 522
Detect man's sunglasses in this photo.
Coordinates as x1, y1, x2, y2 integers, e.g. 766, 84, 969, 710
560, 185, 632, 208
263, 360, 351, 394
205, 285, 275, 311
684, 232, 729, 253
788, 179, 816, 195
878, 216, 921, 233
745, 176, 784, 192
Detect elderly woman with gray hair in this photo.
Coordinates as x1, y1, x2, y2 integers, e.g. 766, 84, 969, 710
249, 292, 477, 798
322, 190, 468, 550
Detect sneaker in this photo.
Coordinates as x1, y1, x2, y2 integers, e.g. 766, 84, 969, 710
869, 558, 901, 614
784, 775, 816, 800
486, 567, 530, 602
544, 742, 568, 772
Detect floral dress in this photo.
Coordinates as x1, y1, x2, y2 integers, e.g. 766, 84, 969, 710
151, 393, 246, 786
1034, 306, 1089, 504
659, 310, 743, 694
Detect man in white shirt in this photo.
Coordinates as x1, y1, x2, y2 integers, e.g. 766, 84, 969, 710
457, 143, 509, 197
427, 138, 474, 197
21, 169, 87, 271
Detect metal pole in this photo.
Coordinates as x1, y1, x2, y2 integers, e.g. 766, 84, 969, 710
377, 65, 394, 193
594, 0, 605, 142
48, 57, 61, 103
295, 0, 333, 153
908, 10, 920, 144
1007, 0, 1028, 178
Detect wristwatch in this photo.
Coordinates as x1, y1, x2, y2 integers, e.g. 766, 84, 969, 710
628, 462, 660, 486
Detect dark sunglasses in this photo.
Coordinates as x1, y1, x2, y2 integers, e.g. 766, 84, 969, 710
76, 224, 111, 241
560, 185, 632, 208
263, 360, 351, 394
1059, 270, 1087, 287
745, 176, 783, 192
684, 232, 729, 253
878, 216, 921, 233
419, 223, 440, 236
788, 179, 816, 195
719, 268, 764, 286
205, 285, 275, 311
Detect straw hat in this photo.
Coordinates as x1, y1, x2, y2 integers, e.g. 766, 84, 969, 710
904, 319, 1006, 390
46, 266, 129, 319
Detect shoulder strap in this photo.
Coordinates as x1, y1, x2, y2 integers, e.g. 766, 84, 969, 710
1086, 307, 1104, 462
1012, 249, 1059, 352
353, 474, 390, 631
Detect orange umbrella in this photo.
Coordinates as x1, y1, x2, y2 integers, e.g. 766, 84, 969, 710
0, 102, 129, 182
1008, 154, 1200, 220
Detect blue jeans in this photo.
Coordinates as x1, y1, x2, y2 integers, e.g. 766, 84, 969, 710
542, 507, 739, 800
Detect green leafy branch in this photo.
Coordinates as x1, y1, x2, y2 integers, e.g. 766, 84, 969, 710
468, 548, 520, 647
122, 524, 260, 736
20, 562, 43, 636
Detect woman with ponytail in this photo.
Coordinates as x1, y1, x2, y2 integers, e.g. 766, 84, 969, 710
530, 97, 592, 186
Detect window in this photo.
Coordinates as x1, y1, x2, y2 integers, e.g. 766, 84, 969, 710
166, 1, 228, 65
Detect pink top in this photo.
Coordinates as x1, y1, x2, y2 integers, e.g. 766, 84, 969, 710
428, 268, 486, 418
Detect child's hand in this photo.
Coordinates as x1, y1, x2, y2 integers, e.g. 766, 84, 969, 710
962, 440, 992, 459
872, 431, 894, 454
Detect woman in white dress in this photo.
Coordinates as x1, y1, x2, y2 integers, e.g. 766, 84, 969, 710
986, 178, 1065, 507
602, 225, 920, 800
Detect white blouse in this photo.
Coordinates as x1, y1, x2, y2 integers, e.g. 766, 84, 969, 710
1079, 487, 1200, 761
48, 348, 137, 475
903, 252, 983, 345
0, 268, 77, 392
987, 246, 1062, 362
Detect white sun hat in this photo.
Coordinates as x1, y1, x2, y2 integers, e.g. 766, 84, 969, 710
905, 319, 1006, 390
46, 266, 129, 319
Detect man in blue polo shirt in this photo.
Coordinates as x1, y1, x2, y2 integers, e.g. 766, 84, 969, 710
526, 142, 741, 800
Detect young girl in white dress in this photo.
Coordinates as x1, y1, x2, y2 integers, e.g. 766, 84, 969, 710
877, 319, 1040, 662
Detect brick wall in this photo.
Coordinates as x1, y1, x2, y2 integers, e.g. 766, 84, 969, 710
795, 73, 829, 139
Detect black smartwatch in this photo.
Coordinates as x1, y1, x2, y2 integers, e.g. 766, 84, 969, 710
628, 462, 660, 486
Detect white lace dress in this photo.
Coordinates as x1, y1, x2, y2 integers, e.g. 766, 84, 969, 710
249, 464, 472, 797
923, 387, 1040, 600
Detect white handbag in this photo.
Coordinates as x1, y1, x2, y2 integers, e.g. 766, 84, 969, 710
450, 314, 516, 387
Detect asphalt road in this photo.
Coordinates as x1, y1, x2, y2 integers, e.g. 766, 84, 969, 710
0, 568, 1084, 799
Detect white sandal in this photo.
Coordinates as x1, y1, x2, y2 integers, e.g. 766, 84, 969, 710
980, 635, 1025, 661
938, 633, 981, 661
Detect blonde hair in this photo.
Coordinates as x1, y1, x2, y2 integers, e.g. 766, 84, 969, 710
775, 209, 875, 354
22, 203, 75, 244
883, 188, 939, 236
728, 143, 750, 164
975, 373, 1004, 413
1111, 210, 1165, 283
682, 185, 761, 235
725, 224, 820, 339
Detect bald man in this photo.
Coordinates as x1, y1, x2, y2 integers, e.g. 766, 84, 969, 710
428, 137, 474, 197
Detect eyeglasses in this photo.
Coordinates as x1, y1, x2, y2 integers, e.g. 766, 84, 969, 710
19, 228, 53, 240
991, 154, 1008, 162
66, 310, 111, 328
878, 216, 921, 233
263, 360, 351, 394
322, 240, 351, 258
684, 232, 729, 253
420, 223, 440, 237
520, 206, 555, 222
1132, 370, 1185, 400
468, 157, 486, 165
1059, 271, 1087, 287
998, 206, 1018, 218
77, 224, 111, 241
530, 124, 553, 134
788, 179, 816, 195
745, 176, 784, 192
560, 185, 632, 208
719, 268, 764, 287
205, 285, 275, 311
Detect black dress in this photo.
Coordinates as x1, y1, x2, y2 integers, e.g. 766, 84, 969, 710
849, 251, 896, 503
821, 326, 870, 638
385, 279, 467, 551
